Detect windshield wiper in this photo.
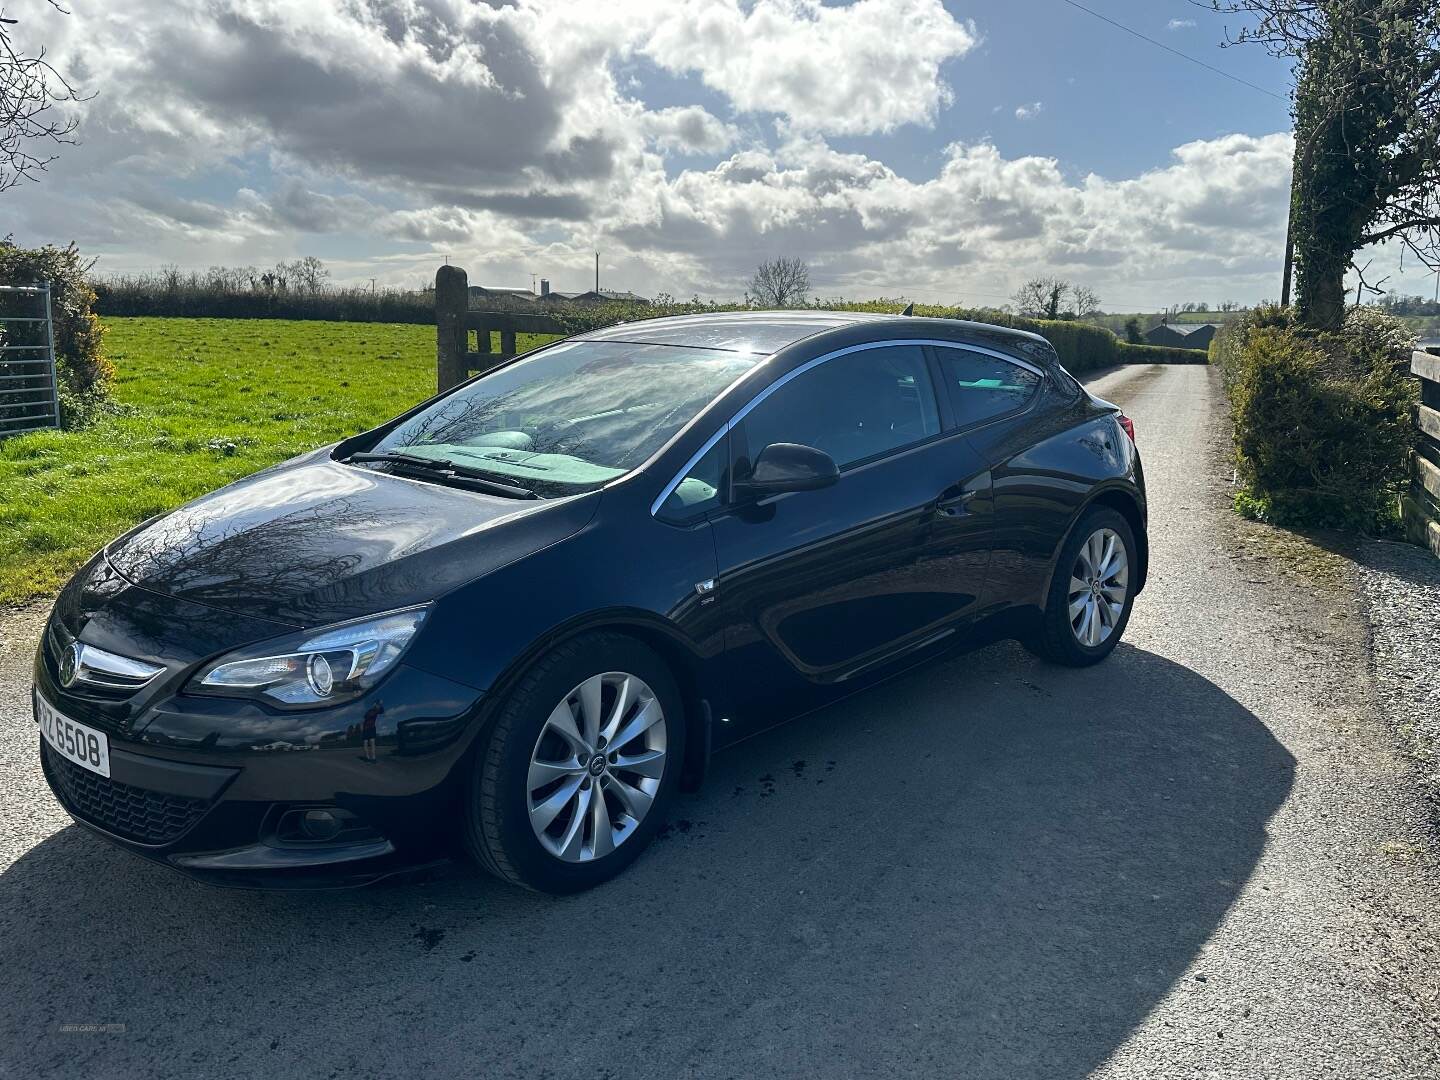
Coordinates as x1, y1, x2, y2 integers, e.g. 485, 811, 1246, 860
343, 452, 541, 500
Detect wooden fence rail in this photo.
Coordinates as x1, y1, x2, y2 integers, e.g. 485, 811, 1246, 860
434, 264, 568, 392
1404, 346, 1440, 560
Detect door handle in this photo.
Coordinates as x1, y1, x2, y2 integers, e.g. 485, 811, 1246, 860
935, 489, 979, 517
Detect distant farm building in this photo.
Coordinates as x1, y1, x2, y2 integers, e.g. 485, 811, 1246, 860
468, 285, 535, 303
567, 289, 651, 305
468, 280, 652, 306
540, 279, 651, 304
1144, 322, 1218, 350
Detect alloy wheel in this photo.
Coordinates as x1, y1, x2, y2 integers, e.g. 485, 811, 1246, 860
1068, 527, 1129, 647
526, 672, 667, 862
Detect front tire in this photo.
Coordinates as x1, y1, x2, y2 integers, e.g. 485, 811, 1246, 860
463, 632, 685, 893
1027, 506, 1136, 667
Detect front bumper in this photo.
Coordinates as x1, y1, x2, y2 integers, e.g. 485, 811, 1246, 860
34, 667, 487, 889
32, 556, 490, 888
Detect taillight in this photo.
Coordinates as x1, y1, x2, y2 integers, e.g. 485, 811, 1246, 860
1118, 414, 1135, 443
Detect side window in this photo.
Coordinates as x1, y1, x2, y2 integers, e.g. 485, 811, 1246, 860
658, 434, 727, 521
936, 349, 1042, 428
740, 345, 940, 470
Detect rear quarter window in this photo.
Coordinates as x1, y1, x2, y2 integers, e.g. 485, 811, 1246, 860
936, 350, 1043, 429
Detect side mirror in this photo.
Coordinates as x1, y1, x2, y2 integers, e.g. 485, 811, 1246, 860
738, 442, 839, 498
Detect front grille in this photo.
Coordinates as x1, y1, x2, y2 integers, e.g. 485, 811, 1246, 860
43, 622, 158, 703
42, 744, 211, 845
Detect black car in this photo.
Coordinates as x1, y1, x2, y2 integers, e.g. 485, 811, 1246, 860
32, 311, 1145, 893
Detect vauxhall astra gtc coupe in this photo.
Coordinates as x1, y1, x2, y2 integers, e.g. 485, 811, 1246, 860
32, 311, 1146, 893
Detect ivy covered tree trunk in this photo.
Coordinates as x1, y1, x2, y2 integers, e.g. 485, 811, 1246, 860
1290, 9, 1389, 329
1254, 0, 1440, 331
1292, 194, 1365, 330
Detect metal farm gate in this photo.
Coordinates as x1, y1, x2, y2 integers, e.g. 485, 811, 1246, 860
0, 283, 62, 435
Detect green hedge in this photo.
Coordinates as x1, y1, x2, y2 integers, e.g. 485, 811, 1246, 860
1116, 341, 1207, 364
1212, 305, 1418, 533
826, 300, 1137, 375
95, 281, 435, 324
92, 281, 1189, 378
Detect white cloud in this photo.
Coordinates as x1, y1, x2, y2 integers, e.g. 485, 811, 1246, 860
1168, 19, 1197, 31
3, 0, 1317, 306
635, 0, 979, 136
1015, 102, 1044, 120
605, 132, 1297, 304
639, 106, 741, 156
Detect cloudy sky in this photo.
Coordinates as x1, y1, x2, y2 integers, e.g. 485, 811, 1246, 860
5, 0, 1434, 308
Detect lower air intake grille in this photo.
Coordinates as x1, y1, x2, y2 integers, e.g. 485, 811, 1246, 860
42, 743, 210, 845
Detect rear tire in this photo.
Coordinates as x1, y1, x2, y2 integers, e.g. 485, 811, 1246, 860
1026, 506, 1136, 667
463, 632, 685, 894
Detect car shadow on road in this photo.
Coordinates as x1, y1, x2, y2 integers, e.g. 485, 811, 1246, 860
0, 642, 1293, 1080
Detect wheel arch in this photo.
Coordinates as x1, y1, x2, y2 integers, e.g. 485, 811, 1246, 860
477, 609, 714, 793
1086, 487, 1148, 595
1041, 485, 1149, 604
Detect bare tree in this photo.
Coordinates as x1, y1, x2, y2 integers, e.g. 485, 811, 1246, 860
1072, 285, 1103, 318
748, 257, 811, 308
1, 1, 83, 192
291, 255, 330, 294
1011, 277, 1071, 319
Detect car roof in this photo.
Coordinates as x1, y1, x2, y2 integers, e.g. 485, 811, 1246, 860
572, 309, 1048, 357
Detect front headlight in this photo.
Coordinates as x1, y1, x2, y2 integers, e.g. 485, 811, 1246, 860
190, 606, 429, 708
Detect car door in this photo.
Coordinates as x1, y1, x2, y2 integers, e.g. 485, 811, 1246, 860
928, 343, 1058, 615
707, 341, 993, 729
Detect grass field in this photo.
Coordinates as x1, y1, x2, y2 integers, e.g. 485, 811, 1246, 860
0, 317, 558, 607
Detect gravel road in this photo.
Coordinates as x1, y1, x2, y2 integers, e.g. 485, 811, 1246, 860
1, 363, 1437, 1080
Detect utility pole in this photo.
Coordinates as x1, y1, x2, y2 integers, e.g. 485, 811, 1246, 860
595, 251, 600, 293
1280, 183, 1295, 308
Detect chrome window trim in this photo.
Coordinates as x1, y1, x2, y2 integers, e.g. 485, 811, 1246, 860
650, 338, 1044, 517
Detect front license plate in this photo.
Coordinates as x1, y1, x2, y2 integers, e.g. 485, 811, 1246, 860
35, 691, 110, 778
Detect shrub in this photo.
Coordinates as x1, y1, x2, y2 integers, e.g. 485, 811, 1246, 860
1020, 315, 1118, 373
1218, 305, 1418, 532
844, 301, 1125, 374
0, 239, 113, 429
1210, 304, 1291, 391
1116, 341, 1207, 365
95, 273, 435, 324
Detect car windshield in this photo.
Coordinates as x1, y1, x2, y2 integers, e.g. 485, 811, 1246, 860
369, 341, 760, 496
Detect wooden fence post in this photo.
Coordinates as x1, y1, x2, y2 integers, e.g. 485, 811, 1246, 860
435, 264, 469, 393
1404, 347, 1440, 560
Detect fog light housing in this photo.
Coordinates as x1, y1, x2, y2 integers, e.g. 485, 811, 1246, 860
300, 809, 341, 841
273, 806, 380, 846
